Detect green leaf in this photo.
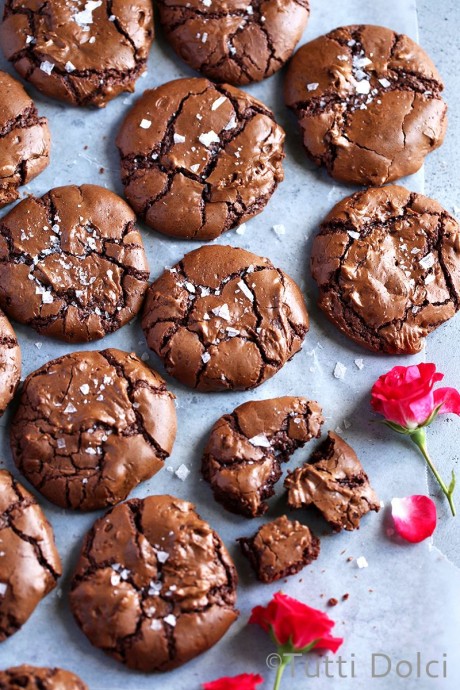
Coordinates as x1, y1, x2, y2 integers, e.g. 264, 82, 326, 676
448, 470, 456, 497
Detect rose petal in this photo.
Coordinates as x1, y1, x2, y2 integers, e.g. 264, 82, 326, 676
433, 387, 460, 416
202, 674, 264, 690
391, 495, 437, 543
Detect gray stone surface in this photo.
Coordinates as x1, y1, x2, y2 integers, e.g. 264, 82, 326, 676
0, 1, 458, 689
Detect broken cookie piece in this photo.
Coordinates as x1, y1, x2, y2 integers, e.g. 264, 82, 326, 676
202, 396, 323, 517
285, 432, 380, 531
239, 515, 320, 583
0, 470, 62, 642
70, 495, 239, 671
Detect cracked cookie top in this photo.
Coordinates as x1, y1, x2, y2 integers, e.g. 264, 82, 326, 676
285, 431, 380, 531
10, 349, 177, 511
284, 24, 447, 185
116, 77, 285, 240
202, 396, 323, 516
238, 514, 320, 583
0, 666, 88, 690
0, 70, 50, 208
142, 246, 309, 390
0, 309, 20, 415
0, 470, 62, 642
0, 184, 150, 343
0, 0, 154, 107
311, 185, 460, 355
69, 494, 238, 671
157, 0, 310, 86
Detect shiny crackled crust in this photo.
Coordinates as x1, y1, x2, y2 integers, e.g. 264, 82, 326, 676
0, 70, 50, 207
202, 396, 323, 516
157, 0, 309, 86
142, 246, 309, 391
0, 0, 154, 107
0, 185, 149, 343
285, 432, 380, 531
116, 78, 285, 240
0, 470, 62, 641
285, 24, 447, 185
310, 185, 460, 354
0, 308, 20, 415
70, 495, 238, 672
0, 665, 87, 690
239, 515, 320, 583
10, 349, 177, 511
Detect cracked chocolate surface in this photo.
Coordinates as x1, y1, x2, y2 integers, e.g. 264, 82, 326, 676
0, 308, 20, 415
142, 246, 309, 391
10, 349, 177, 511
0, 184, 150, 343
70, 494, 238, 671
0, 470, 62, 642
202, 396, 323, 516
157, 0, 310, 86
116, 77, 285, 240
0, 70, 50, 207
311, 185, 460, 354
0, 665, 87, 690
0, 0, 154, 108
238, 514, 320, 583
285, 431, 380, 531
284, 24, 447, 185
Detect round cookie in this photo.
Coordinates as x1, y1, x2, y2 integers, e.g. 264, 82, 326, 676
116, 77, 285, 240
311, 185, 460, 354
70, 495, 238, 671
0, 0, 154, 108
0, 470, 62, 641
142, 245, 309, 390
10, 349, 177, 511
0, 666, 87, 690
0, 309, 20, 416
0, 184, 150, 343
285, 25, 447, 186
0, 71, 50, 207
202, 396, 324, 517
157, 0, 310, 86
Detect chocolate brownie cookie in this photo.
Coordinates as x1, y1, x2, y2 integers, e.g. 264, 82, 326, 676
0, 309, 20, 415
0, 470, 62, 641
116, 77, 285, 240
10, 349, 177, 511
285, 432, 380, 531
70, 495, 238, 671
0, 666, 87, 690
311, 185, 460, 354
239, 515, 320, 583
142, 246, 309, 390
202, 397, 323, 516
285, 25, 447, 185
157, 0, 310, 86
0, 71, 50, 207
0, 184, 150, 343
0, 0, 154, 108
